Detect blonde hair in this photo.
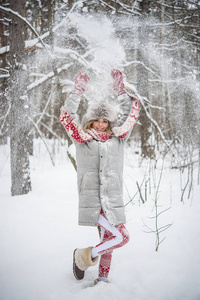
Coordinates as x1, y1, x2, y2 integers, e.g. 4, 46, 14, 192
84, 119, 112, 134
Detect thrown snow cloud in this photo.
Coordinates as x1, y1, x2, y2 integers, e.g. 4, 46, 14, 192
70, 13, 126, 73
69, 13, 126, 103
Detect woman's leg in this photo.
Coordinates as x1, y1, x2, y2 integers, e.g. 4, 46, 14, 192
98, 228, 113, 282
92, 213, 130, 258
92, 212, 129, 282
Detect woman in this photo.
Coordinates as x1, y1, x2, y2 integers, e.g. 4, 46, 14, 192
60, 70, 140, 284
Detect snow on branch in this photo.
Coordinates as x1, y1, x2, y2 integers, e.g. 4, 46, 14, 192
0, 1, 85, 56
28, 86, 55, 136
0, 104, 10, 136
40, 122, 65, 146
27, 45, 92, 92
98, 0, 116, 12
98, 0, 140, 16
0, 5, 48, 51
113, 0, 140, 15
27, 63, 72, 92
28, 116, 55, 166
0, 68, 9, 78
122, 60, 161, 80
142, 96, 165, 111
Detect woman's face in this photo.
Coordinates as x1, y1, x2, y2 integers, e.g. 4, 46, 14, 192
92, 118, 109, 133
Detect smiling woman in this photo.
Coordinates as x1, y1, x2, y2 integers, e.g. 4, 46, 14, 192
60, 70, 140, 285
84, 118, 112, 135
92, 118, 109, 133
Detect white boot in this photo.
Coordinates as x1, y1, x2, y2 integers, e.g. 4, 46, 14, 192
73, 247, 98, 280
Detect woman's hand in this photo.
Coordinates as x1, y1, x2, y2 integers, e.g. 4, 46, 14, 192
72, 72, 90, 96
111, 69, 125, 96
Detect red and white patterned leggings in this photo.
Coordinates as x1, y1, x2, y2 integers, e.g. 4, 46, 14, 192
91, 210, 130, 281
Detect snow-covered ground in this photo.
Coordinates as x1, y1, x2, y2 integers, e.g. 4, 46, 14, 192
0, 139, 200, 300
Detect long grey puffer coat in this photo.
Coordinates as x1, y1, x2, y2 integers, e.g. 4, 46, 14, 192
63, 92, 139, 227
76, 136, 126, 226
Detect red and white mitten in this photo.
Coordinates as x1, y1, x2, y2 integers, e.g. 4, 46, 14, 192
72, 72, 90, 96
111, 69, 126, 96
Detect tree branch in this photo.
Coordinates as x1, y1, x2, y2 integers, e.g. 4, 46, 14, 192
125, 82, 177, 158
28, 117, 55, 166
0, 5, 48, 51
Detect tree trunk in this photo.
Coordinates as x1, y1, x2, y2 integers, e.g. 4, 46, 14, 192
0, 5, 8, 145
9, 0, 31, 196
137, 0, 154, 158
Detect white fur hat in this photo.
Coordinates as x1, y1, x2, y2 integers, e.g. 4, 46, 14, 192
82, 102, 118, 128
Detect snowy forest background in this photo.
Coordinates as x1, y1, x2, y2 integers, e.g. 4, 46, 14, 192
0, 0, 199, 196
0, 1, 200, 299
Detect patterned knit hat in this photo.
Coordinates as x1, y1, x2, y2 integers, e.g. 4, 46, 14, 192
82, 102, 118, 128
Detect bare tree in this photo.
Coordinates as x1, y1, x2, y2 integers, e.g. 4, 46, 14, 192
0, 0, 9, 144
9, 0, 31, 195
136, 0, 155, 158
